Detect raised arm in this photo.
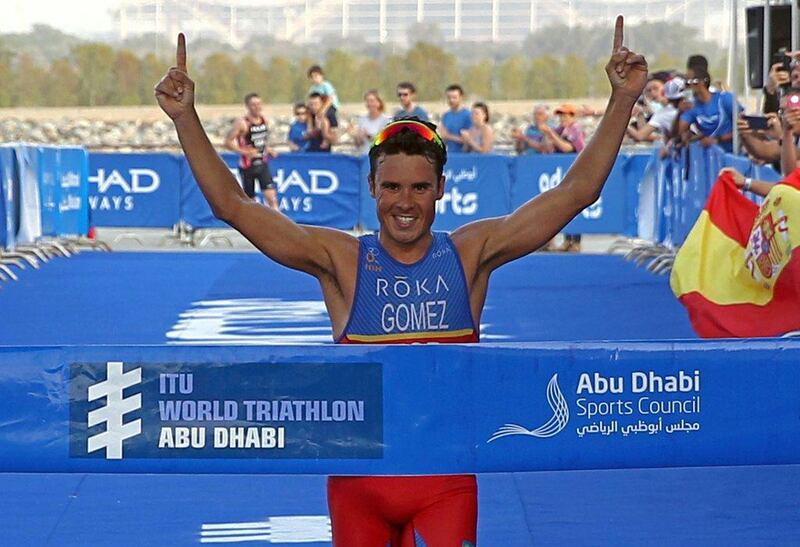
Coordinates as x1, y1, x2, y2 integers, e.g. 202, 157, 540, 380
454, 16, 646, 272
154, 34, 353, 277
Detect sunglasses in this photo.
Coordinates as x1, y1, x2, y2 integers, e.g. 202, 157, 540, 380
371, 120, 445, 151
686, 78, 702, 85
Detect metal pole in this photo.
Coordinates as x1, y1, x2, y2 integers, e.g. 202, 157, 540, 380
729, 0, 740, 153
793, 0, 799, 51
763, 0, 771, 90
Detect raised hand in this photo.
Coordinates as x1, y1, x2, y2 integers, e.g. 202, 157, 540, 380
154, 33, 195, 121
605, 16, 648, 100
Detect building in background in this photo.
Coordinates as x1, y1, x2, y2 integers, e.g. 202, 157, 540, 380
113, 0, 739, 48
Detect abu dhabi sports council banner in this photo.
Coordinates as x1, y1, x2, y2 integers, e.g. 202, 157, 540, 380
1, 341, 799, 475
512, 153, 636, 234
89, 153, 181, 228
358, 154, 514, 232
180, 153, 362, 229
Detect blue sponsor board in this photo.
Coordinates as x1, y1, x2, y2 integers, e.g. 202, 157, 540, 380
89, 152, 181, 228
57, 147, 90, 236
512, 153, 632, 234
68, 360, 383, 460
181, 153, 362, 229
38, 147, 59, 236
0, 145, 20, 249
1, 342, 799, 474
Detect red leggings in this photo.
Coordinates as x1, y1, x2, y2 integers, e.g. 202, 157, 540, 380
327, 475, 477, 547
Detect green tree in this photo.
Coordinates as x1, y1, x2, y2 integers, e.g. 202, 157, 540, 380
235, 54, 270, 102
354, 59, 383, 100
0, 41, 13, 107
405, 42, 458, 101
498, 55, 528, 100
527, 55, 559, 99
139, 53, 166, 105
43, 58, 80, 106
72, 43, 115, 106
112, 49, 143, 105
462, 59, 493, 99
293, 57, 317, 103
11, 53, 48, 106
198, 52, 238, 104
264, 57, 294, 103
588, 60, 611, 98
558, 55, 589, 98
649, 53, 682, 74
380, 54, 408, 101
325, 49, 360, 103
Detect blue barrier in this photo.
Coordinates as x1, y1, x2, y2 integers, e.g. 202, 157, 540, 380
89, 152, 181, 228
16, 146, 42, 244
640, 143, 783, 248
180, 153, 363, 229
1, 341, 798, 475
0, 145, 20, 250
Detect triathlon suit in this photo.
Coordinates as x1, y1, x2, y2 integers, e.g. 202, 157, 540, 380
330, 232, 478, 547
238, 116, 275, 198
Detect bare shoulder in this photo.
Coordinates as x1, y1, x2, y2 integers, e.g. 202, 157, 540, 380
449, 217, 502, 278
304, 225, 361, 273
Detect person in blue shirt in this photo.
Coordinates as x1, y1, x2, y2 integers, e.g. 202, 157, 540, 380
678, 67, 743, 153
512, 104, 556, 154
394, 82, 429, 121
287, 102, 310, 152
439, 84, 472, 154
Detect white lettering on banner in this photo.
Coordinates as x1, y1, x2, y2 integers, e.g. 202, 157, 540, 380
538, 166, 563, 193
274, 169, 339, 195
437, 188, 478, 215
581, 197, 603, 219
89, 168, 161, 194
60, 171, 81, 188
59, 195, 82, 213
88, 195, 134, 212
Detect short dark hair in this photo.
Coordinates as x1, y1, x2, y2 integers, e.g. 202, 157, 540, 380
397, 81, 416, 93
244, 92, 260, 105
307, 65, 324, 77
294, 102, 307, 113
368, 118, 447, 181
445, 84, 464, 95
691, 67, 712, 88
687, 55, 708, 72
472, 101, 489, 122
308, 92, 323, 100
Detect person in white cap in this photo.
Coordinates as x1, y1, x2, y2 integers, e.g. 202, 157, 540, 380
627, 77, 690, 142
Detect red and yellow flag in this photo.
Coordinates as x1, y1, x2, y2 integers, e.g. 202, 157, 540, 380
670, 169, 800, 338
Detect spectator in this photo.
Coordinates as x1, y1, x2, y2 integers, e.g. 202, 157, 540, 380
627, 77, 688, 143
348, 89, 391, 156
460, 102, 494, 154
287, 102, 310, 152
307, 65, 339, 126
306, 92, 338, 152
512, 104, 555, 154
223, 92, 279, 210
763, 51, 800, 115
439, 84, 472, 154
740, 98, 800, 174
394, 82, 429, 121
686, 54, 718, 92
677, 67, 742, 153
542, 104, 587, 252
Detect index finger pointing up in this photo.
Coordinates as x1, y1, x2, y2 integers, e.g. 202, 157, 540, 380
613, 15, 624, 52
177, 33, 187, 71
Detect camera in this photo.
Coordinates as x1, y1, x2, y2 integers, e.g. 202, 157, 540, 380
773, 48, 793, 90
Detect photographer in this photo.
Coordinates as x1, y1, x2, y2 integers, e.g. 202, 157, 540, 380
739, 89, 800, 169
763, 50, 800, 115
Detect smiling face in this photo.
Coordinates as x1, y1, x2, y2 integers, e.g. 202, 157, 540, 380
369, 153, 445, 253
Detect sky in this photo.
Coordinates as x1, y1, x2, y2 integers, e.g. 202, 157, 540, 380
0, 0, 122, 36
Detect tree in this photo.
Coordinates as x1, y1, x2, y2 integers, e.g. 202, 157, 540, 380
139, 53, 166, 105
198, 52, 238, 104
0, 47, 12, 107
498, 55, 528, 100
405, 42, 459, 101
588, 60, 611, 98
11, 53, 48, 106
528, 55, 559, 99
112, 49, 143, 105
325, 49, 360, 103
264, 56, 294, 103
558, 55, 589, 98
462, 59, 493, 100
236, 54, 270, 102
380, 54, 408, 101
71, 43, 115, 106
44, 58, 80, 106
292, 57, 317, 103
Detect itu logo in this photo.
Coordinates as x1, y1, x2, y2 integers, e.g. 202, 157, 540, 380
487, 373, 569, 442
86, 361, 143, 459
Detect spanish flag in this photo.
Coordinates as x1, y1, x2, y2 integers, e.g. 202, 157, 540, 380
670, 169, 800, 338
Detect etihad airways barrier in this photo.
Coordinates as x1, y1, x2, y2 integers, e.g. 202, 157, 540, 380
1, 341, 798, 474
87, 151, 649, 234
